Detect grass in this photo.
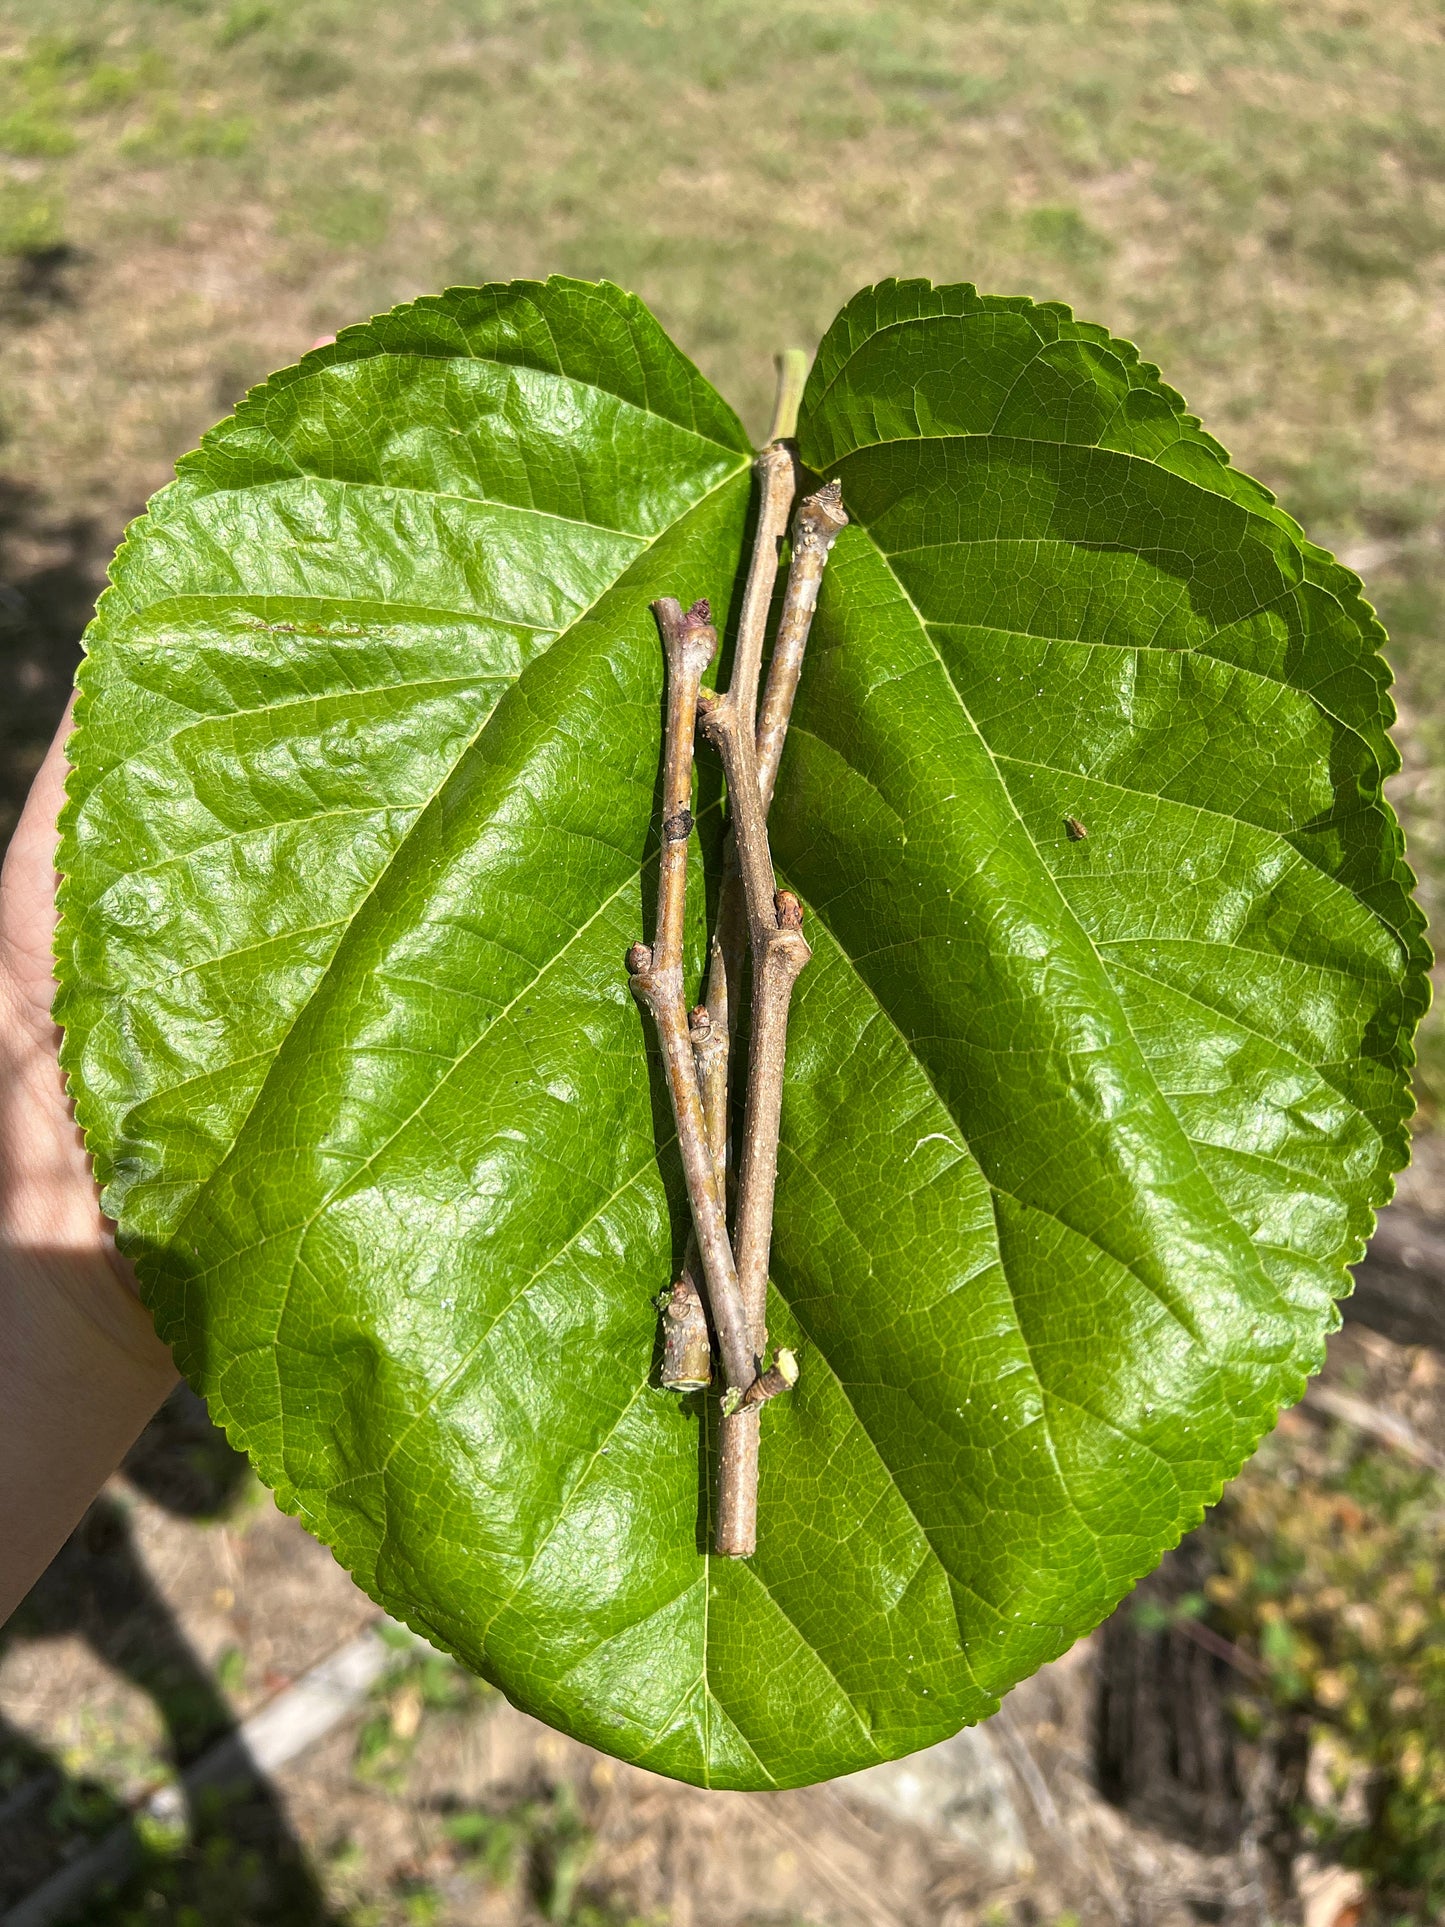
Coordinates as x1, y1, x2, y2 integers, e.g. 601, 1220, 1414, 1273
0, 0, 1443, 469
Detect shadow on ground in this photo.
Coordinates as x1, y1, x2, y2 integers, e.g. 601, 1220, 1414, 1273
0, 473, 110, 852
0, 1387, 340, 1926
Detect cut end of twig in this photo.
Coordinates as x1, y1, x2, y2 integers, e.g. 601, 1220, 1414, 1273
774, 890, 803, 932
660, 1273, 713, 1391
625, 941, 653, 979
796, 480, 849, 551
740, 1347, 800, 1408
688, 1003, 712, 1039
651, 596, 718, 677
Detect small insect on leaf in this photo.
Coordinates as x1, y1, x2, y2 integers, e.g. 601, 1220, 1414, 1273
1064, 816, 1088, 841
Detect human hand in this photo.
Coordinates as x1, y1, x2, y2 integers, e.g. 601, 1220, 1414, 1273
0, 699, 178, 1621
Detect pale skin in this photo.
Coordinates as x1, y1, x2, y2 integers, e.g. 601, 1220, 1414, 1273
0, 701, 179, 1625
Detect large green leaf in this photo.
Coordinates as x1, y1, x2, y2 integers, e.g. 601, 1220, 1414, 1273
56, 276, 1427, 1791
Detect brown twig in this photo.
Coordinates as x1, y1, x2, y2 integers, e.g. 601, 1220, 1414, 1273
1172, 1614, 1271, 1685
697, 687, 812, 1557
702, 410, 802, 1033
1304, 1383, 1445, 1479
659, 1000, 728, 1392
670, 361, 805, 1502
691, 998, 729, 1191
755, 480, 849, 812
628, 598, 753, 1394
738, 1346, 798, 1409
700, 480, 847, 1558
647, 359, 842, 1552
730, 439, 800, 734
701, 478, 848, 1079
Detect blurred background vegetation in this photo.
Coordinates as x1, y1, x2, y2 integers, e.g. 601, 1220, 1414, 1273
3, 1, 1445, 1922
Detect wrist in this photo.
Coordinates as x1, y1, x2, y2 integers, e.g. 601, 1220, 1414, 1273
0, 1237, 177, 1622
0, 987, 176, 1380
1, 974, 178, 1621
0, 706, 178, 1622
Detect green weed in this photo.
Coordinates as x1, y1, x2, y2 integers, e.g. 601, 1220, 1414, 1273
261, 42, 352, 100
0, 182, 65, 256
1205, 1421, 1445, 1917
119, 103, 252, 161
0, 105, 76, 157
1023, 204, 1115, 265
443, 1783, 599, 1922
301, 185, 390, 249
216, 2, 277, 48
352, 1637, 488, 1788
214, 1644, 246, 1697
397, 1881, 443, 1926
